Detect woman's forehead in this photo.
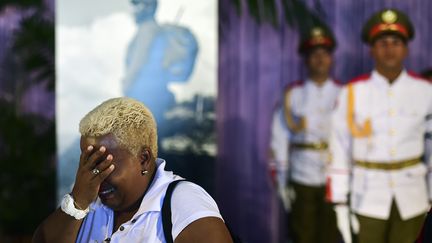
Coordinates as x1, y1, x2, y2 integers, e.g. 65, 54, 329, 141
80, 134, 119, 150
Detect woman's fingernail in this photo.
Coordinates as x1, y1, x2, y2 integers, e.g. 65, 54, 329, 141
99, 146, 106, 152
107, 154, 113, 160
109, 164, 115, 170
87, 145, 93, 151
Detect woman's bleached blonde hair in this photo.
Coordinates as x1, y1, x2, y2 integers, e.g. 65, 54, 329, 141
79, 97, 158, 157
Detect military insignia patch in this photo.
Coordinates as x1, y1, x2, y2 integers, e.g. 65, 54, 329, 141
311, 27, 323, 37
381, 10, 397, 24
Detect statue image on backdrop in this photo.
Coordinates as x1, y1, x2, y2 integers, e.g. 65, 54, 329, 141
123, 0, 199, 125
58, 0, 199, 202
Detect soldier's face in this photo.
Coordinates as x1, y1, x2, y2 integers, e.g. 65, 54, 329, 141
306, 47, 333, 76
370, 35, 408, 71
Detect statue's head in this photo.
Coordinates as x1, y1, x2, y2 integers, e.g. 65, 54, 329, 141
130, 0, 157, 23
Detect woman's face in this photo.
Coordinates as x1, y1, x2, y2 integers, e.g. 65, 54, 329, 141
80, 134, 151, 211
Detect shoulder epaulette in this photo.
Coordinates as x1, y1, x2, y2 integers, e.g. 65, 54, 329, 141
407, 70, 432, 84
284, 80, 304, 92
332, 79, 344, 86
347, 74, 371, 84
283, 80, 306, 133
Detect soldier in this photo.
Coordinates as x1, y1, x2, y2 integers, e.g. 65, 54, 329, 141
270, 25, 340, 243
326, 9, 432, 243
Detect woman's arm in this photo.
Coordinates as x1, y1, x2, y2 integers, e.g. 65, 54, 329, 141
175, 217, 233, 243
32, 145, 115, 243
32, 208, 83, 243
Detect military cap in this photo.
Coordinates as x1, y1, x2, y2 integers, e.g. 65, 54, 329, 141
361, 9, 414, 44
298, 25, 336, 55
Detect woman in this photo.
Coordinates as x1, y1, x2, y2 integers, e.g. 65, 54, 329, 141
32, 97, 232, 243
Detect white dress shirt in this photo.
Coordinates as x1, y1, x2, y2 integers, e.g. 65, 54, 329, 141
327, 70, 432, 220
270, 79, 341, 186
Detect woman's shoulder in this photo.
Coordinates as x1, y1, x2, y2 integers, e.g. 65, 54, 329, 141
171, 181, 218, 208
169, 180, 223, 239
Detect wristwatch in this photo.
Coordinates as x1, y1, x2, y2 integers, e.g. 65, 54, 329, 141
60, 194, 90, 220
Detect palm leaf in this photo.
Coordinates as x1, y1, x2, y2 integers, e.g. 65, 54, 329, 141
0, 0, 55, 235
0, 0, 44, 10
248, 0, 261, 23
232, 0, 242, 15
232, 0, 328, 31
12, 9, 55, 90
262, 0, 278, 26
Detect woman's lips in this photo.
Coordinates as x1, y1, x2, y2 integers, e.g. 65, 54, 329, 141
99, 187, 115, 196
98, 182, 116, 199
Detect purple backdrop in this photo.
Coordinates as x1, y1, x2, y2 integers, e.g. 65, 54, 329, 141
216, 0, 432, 242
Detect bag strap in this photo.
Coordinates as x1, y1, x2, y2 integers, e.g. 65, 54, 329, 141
161, 179, 242, 243
161, 179, 186, 243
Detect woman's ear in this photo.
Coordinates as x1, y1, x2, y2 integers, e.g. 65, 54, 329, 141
140, 147, 152, 165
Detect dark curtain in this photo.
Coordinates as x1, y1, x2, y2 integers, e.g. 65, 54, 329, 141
217, 0, 432, 242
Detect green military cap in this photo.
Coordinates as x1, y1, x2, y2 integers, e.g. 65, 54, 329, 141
298, 25, 336, 55
361, 9, 414, 44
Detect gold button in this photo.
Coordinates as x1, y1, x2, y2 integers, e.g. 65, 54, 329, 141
388, 109, 396, 116
389, 148, 396, 156
389, 129, 396, 136
389, 180, 394, 187
388, 90, 394, 97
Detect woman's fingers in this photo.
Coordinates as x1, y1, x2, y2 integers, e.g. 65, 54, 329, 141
92, 154, 114, 176
94, 164, 115, 183
72, 148, 115, 209
79, 145, 94, 167
83, 146, 107, 170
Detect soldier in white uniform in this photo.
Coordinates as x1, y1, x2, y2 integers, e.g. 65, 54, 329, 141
326, 9, 432, 243
270, 25, 341, 243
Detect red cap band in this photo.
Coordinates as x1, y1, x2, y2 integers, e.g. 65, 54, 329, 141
369, 23, 409, 41
303, 37, 333, 49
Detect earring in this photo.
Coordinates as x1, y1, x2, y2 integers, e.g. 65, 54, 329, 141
141, 170, 148, 176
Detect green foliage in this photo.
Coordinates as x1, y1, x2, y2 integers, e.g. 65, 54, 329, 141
13, 13, 55, 90
0, 0, 55, 236
0, 0, 45, 10
0, 101, 56, 234
233, 0, 327, 31
3, 0, 55, 91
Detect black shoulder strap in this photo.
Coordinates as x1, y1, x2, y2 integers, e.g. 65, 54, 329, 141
161, 179, 186, 243
161, 179, 242, 243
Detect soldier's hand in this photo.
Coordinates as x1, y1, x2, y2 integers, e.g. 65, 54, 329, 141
70, 145, 115, 209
